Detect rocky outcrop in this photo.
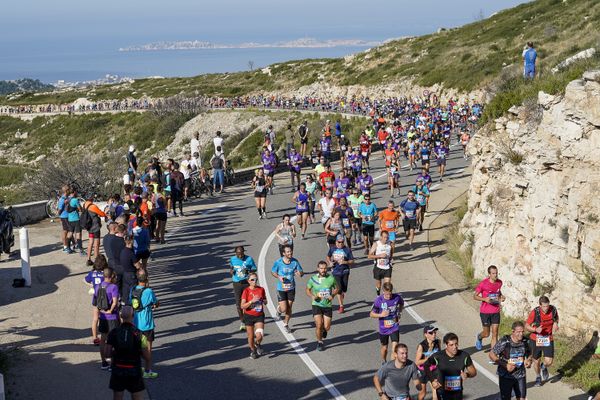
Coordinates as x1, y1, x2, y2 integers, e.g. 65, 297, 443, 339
462, 70, 600, 336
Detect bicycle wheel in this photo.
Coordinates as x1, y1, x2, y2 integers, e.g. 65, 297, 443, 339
46, 199, 59, 218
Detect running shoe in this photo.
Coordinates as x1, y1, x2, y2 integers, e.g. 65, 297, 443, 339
534, 377, 542, 387
250, 350, 258, 359
475, 334, 483, 351
86, 259, 94, 266
283, 324, 291, 334
143, 370, 158, 379
62, 247, 71, 253
316, 342, 324, 352
93, 338, 100, 346
256, 344, 264, 356
263, 212, 268, 219
322, 328, 328, 339
78, 249, 86, 257
239, 323, 246, 331
101, 361, 110, 370
338, 305, 344, 314
541, 364, 549, 381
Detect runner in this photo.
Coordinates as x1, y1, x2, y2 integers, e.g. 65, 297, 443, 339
434, 141, 449, 182
415, 326, 441, 400
474, 265, 505, 351
460, 130, 470, 159
318, 163, 335, 193
358, 194, 378, 254
230, 246, 258, 331
357, 168, 374, 196
317, 189, 336, 226
288, 148, 302, 191
525, 295, 559, 386
305, 260, 338, 351
324, 211, 345, 250
305, 174, 318, 222
489, 321, 532, 400
373, 343, 422, 400
347, 188, 365, 246
261, 148, 277, 194
379, 201, 400, 252
399, 191, 420, 248
412, 178, 430, 231
370, 282, 404, 363
319, 133, 332, 161
347, 147, 363, 178
326, 235, 354, 313
240, 272, 267, 359
334, 197, 353, 248
359, 132, 371, 170
252, 168, 269, 220
58, 185, 72, 253
368, 230, 393, 296
338, 134, 349, 169
388, 154, 401, 198
274, 214, 296, 256
292, 183, 310, 238
408, 138, 417, 171
423, 332, 478, 400
271, 245, 304, 333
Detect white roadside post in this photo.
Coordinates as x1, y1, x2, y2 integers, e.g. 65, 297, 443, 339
0, 372, 5, 400
20, 227, 31, 287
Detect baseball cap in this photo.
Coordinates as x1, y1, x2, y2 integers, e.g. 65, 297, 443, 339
361, 168, 367, 173
423, 325, 438, 334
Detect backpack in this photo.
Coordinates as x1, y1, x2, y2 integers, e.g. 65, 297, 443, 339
96, 284, 110, 311
131, 287, 148, 312
533, 305, 558, 326
80, 204, 93, 231
66, 198, 78, 213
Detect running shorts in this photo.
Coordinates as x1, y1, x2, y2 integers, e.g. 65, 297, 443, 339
379, 330, 400, 346
373, 266, 392, 280
403, 218, 417, 232
277, 290, 295, 303
334, 273, 349, 293
499, 375, 526, 400
362, 224, 375, 237
312, 305, 333, 318
480, 312, 500, 327
68, 220, 82, 233
529, 339, 555, 359
243, 313, 265, 326
61, 218, 69, 231
109, 373, 145, 394
99, 318, 120, 334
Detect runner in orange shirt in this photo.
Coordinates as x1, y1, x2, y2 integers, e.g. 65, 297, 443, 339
378, 200, 400, 251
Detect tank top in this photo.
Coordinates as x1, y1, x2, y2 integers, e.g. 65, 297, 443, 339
296, 191, 309, 212
419, 339, 440, 360
328, 220, 344, 239
278, 224, 293, 245
375, 240, 391, 270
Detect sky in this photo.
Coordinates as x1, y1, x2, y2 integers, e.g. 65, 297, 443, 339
1, 0, 529, 52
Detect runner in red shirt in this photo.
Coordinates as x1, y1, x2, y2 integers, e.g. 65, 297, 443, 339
359, 133, 371, 170
474, 265, 505, 351
319, 164, 336, 193
240, 272, 267, 359
525, 296, 559, 386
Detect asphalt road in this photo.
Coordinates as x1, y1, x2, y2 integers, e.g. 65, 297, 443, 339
142, 143, 499, 400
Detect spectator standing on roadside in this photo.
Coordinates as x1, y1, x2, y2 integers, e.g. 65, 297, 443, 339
120, 235, 140, 304
211, 153, 226, 193
130, 269, 159, 379
190, 132, 200, 158
266, 125, 276, 148
213, 131, 224, 157
66, 186, 84, 255
127, 145, 138, 183
98, 267, 120, 370
523, 42, 537, 79
58, 185, 72, 253
170, 162, 185, 216
299, 121, 309, 157
180, 154, 192, 201
83, 194, 107, 266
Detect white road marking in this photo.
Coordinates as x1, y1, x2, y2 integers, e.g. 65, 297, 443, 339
430, 183, 440, 191
258, 216, 347, 400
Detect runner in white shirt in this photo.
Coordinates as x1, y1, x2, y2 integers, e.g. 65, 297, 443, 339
317, 189, 336, 226
190, 132, 200, 157
368, 230, 393, 296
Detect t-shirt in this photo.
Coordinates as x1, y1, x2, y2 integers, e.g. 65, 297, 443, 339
103, 235, 125, 273
213, 136, 224, 154
119, 247, 138, 275
58, 195, 69, 219
359, 203, 378, 225
327, 247, 353, 276
526, 306, 559, 342
241, 286, 267, 317
412, 185, 430, 206
347, 195, 364, 218
425, 350, 474, 393
318, 197, 336, 218
131, 285, 157, 331
271, 257, 303, 292
190, 138, 200, 156
85, 270, 104, 305
475, 278, 503, 314
307, 274, 337, 308
492, 335, 530, 379
357, 175, 373, 192
379, 210, 399, 232
400, 199, 419, 220
230, 255, 257, 283
96, 282, 119, 320
377, 360, 419, 398
67, 197, 80, 222
107, 323, 142, 375
372, 293, 404, 335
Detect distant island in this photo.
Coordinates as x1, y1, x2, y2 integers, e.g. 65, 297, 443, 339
119, 38, 381, 52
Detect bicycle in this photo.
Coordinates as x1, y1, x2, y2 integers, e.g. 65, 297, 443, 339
46, 189, 61, 219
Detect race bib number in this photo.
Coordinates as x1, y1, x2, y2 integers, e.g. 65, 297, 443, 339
391, 396, 408, 400
255, 185, 264, 193
444, 375, 461, 391
508, 354, 524, 367
361, 151, 368, 157
325, 181, 333, 188
488, 293, 499, 303
377, 258, 389, 268
282, 282, 293, 291
253, 300, 263, 313
342, 218, 350, 227
319, 289, 331, 299
236, 268, 247, 278
332, 251, 344, 263
386, 221, 394, 229
365, 215, 373, 222
383, 318, 396, 328
536, 336, 551, 347
422, 154, 429, 160
263, 168, 270, 174
405, 210, 415, 218
417, 194, 425, 203
362, 189, 369, 195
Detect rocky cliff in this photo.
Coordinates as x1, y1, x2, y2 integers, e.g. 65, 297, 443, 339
462, 70, 600, 335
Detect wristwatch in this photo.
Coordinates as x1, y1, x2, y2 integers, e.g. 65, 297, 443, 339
378, 392, 384, 397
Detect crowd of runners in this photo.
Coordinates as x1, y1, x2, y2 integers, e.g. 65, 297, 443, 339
47, 90, 590, 400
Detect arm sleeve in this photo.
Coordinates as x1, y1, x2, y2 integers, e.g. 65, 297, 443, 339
464, 353, 474, 368
90, 204, 107, 217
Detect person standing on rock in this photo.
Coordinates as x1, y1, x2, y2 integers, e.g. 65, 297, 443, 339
127, 145, 138, 184
298, 121, 309, 157
474, 265, 505, 352
190, 132, 200, 159
213, 130, 224, 157
284, 124, 295, 157
522, 42, 538, 79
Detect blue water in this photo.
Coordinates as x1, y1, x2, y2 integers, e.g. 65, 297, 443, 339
0, 46, 369, 83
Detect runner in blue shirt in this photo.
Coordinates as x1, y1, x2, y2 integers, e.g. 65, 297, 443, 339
230, 246, 258, 331
271, 245, 304, 333
358, 194, 378, 254
400, 191, 421, 248
412, 178, 430, 232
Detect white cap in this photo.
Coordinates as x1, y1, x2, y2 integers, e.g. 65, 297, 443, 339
129, 145, 135, 152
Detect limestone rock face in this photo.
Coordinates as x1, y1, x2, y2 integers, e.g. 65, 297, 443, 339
462, 72, 600, 336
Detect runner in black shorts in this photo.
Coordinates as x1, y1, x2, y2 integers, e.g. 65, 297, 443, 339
306, 261, 338, 351
240, 272, 267, 359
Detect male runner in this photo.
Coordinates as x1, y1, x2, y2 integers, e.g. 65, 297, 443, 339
359, 194, 378, 254
374, 343, 422, 400
271, 245, 304, 333
423, 332, 477, 400
489, 321, 532, 400
326, 235, 354, 313
230, 246, 258, 331
399, 191, 420, 248
357, 169, 374, 196
474, 265, 505, 351
525, 295, 559, 386
368, 230, 393, 296
379, 201, 399, 251
347, 188, 365, 246
306, 261, 338, 351
370, 282, 404, 363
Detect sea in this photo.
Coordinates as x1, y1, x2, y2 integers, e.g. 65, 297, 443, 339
0, 46, 370, 84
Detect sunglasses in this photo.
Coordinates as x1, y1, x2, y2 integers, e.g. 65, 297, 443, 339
336, 241, 344, 244
248, 278, 257, 282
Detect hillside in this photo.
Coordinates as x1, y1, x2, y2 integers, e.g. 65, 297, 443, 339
3, 0, 600, 106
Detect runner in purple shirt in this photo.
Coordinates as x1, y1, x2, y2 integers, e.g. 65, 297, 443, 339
288, 148, 303, 191
261, 149, 277, 193
357, 170, 374, 195
370, 282, 405, 363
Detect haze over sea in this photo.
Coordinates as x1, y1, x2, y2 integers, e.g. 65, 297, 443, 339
0, 0, 528, 83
